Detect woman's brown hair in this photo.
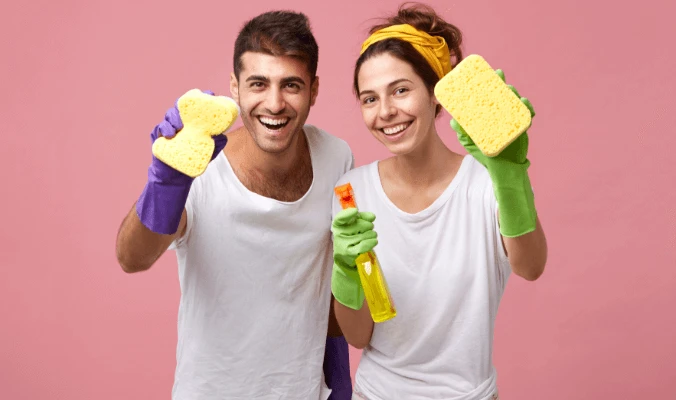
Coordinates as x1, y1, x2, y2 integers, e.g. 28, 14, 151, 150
354, 3, 463, 116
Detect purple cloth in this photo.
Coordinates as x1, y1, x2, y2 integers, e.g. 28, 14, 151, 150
324, 336, 352, 399
136, 91, 228, 234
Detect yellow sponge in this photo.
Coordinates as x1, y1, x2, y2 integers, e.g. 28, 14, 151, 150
434, 54, 531, 157
152, 89, 239, 178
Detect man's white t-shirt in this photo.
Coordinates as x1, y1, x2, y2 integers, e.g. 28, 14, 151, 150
332, 155, 511, 400
169, 125, 353, 400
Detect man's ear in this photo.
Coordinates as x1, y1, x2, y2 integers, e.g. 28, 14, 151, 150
230, 72, 239, 99
310, 76, 319, 106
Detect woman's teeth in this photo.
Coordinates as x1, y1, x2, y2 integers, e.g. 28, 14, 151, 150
382, 122, 411, 135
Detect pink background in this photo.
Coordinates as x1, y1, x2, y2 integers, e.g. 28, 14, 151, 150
1, 0, 674, 398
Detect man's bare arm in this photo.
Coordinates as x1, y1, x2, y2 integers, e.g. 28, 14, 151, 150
327, 295, 344, 337
115, 205, 187, 273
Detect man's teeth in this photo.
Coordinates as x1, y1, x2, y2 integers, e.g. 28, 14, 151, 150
259, 117, 289, 126
383, 123, 410, 135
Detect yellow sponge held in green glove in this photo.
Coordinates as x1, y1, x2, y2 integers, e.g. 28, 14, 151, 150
434, 54, 532, 157
152, 89, 239, 178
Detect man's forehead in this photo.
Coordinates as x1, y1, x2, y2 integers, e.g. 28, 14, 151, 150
239, 52, 312, 81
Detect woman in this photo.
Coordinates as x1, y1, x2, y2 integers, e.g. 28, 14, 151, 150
330, 3, 548, 400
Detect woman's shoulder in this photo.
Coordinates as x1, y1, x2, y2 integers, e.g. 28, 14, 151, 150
459, 155, 496, 198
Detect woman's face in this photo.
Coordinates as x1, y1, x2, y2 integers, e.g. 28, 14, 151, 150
357, 53, 439, 156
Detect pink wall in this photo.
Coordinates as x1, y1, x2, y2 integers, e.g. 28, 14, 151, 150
1, 0, 674, 398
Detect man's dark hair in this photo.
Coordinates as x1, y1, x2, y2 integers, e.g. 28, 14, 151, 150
234, 11, 319, 79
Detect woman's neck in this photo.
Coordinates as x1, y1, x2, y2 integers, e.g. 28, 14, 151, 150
388, 128, 460, 189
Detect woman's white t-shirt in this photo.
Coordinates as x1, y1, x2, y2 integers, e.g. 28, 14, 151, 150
332, 155, 510, 400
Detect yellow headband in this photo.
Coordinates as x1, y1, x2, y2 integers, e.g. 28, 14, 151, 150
360, 24, 451, 79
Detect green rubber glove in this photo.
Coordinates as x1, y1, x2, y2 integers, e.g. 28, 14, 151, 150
331, 208, 378, 310
450, 69, 537, 237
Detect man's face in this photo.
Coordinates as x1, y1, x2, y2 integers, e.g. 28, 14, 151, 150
230, 52, 319, 154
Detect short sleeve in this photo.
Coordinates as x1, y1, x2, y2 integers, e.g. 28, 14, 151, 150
168, 179, 201, 250
344, 143, 355, 174
488, 179, 511, 287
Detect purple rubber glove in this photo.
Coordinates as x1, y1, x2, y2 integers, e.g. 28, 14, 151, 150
324, 336, 352, 399
136, 90, 228, 235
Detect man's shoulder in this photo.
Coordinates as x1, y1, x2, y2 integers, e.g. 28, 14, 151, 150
304, 124, 352, 155
335, 162, 372, 186
304, 124, 354, 175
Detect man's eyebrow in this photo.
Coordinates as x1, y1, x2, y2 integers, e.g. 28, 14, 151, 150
245, 75, 270, 82
280, 76, 306, 85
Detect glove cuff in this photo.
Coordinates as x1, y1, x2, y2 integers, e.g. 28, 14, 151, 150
492, 165, 537, 237
331, 262, 365, 310
136, 164, 193, 235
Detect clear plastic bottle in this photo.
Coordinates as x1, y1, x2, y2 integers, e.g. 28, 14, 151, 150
334, 183, 396, 323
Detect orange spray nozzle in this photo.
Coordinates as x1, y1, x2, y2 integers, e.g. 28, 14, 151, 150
334, 183, 357, 209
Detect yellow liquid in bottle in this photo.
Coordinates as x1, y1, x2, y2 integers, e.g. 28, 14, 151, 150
355, 251, 397, 323
334, 182, 397, 323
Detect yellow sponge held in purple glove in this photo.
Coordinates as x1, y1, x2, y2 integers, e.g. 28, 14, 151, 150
434, 54, 532, 157
151, 89, 239, 178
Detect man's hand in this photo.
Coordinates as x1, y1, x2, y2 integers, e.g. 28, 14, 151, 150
136, 90, 228, 235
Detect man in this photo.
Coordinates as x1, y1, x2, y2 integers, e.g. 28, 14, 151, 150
116, 10, 352, 400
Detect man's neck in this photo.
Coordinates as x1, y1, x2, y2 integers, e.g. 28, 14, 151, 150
222, 125, 312, 202
224, 125, 310, 185
242, 127, 308, 179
